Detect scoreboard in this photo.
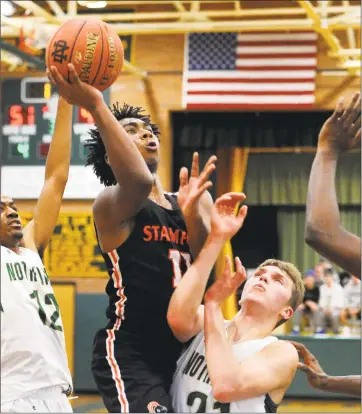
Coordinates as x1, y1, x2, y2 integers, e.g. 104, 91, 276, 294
1, 77, 110, 166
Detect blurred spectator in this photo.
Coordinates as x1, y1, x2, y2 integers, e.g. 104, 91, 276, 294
314, 262, 325, 287
292, 269, 320, 334
320, 260, 340, 283
341, 276, 361, 333
339, 271, 352, 288
316, 268, 345, 334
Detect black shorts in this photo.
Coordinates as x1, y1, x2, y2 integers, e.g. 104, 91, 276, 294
92, 328, 175, 413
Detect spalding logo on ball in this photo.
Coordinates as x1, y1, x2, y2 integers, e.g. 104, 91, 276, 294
46, 18, 124, 91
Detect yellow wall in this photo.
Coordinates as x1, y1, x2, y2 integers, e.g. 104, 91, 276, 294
53, 283, 76, 377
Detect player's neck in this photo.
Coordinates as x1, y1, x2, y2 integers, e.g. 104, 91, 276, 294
1, 242, 21, 254
148, 175, 169, 208
229, 308, 276, 343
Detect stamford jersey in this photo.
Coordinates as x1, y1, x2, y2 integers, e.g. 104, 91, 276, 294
97, 193, 192, 376
1, 246, 72, 405
170, 326, 279, 413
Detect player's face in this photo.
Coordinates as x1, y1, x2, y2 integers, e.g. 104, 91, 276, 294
0, 196, 23, 248
120, 118, 160, 169
239, 265, 293, 320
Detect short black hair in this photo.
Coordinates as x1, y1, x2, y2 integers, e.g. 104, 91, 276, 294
85, 103, 160, 186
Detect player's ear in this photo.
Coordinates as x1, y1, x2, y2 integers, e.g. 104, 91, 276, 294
104, 154, 110, 166
280, 306, 293, 321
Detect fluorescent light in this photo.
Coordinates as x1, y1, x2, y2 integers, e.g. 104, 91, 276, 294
77, 1, 107, 8
2, 1, 15, 17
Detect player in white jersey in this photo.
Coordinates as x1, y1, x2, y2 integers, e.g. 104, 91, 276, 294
167, 193, 305, 412
1, 68, 74, 413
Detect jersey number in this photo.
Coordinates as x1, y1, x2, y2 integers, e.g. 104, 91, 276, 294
168, 249, 192, 287
187, 391, 230, 413
30, 290, 63, 331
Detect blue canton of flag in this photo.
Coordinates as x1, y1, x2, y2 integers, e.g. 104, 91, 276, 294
188, 32, 237, 71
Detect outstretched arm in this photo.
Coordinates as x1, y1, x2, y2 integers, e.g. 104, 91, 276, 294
290, 341, 361, 397
48, 64, 153, 232
167, 193, 247, 343
23, 88, 72, 254
305, 93, 361, 278
204, 270, 298, 402
317, 376, 361, 397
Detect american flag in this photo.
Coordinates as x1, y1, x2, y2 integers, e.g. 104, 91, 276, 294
183, 31, 318, 110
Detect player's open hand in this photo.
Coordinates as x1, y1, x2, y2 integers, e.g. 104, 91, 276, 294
288, 341, 328, 390
177, 152, 216, 218
205, 256, 246, 304
46, 64, 104, 112
210, 192, 247, 241
318, 92, 361, 154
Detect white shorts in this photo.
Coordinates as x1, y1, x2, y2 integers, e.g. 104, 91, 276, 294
1, 386, 73, 413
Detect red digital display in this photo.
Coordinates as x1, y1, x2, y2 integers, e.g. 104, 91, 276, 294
78, 107, 95, 124
38, 143, 50, 158
8, 105, 35, 126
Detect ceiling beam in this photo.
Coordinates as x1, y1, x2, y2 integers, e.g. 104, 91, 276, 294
100, 0, 235, 3
7, 5, 356, 22
173, 1, 186, 12
1, 17, 360, 38
234, 1, 241, 12
123, 60, 148, 79
296, 0, 349, 69
12, 1, 60, 23
342, 0, 356, 50
1, 50, 23, 71
46, 0, 65, 17
190, 0, 200, 13
327, 8, 360, 24
343, 60, 361, 69
318, 0, 329, 18
98, 18, 361, 35
329, 49, 361, 57
67, 0, 77, 16
0, 40, 46, 69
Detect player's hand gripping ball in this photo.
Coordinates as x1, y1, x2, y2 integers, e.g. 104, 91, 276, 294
46, 18, 124, 91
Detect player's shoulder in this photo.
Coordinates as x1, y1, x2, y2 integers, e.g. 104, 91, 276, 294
179, 328, 205, 357
1, 245, 41, 261
1, 245, 11, 255
93, 186, 116, 209
265, 338, 299, 362
19, 246, 42, 260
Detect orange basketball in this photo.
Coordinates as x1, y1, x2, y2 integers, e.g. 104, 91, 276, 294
46, 18, 124, 91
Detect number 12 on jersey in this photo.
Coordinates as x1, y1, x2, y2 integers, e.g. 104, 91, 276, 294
169, 249, 192, 287
30, 290, 63, 331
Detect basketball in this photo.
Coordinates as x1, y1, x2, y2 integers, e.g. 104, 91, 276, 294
46, 18, 124, 91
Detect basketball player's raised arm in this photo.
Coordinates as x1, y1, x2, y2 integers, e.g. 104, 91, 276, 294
204, 288, 298, 402
305, 93, 361, 278
167, 193, 247, 343
290, 341, 361, 397
48, 64, 154, 226
22, 90, 72, 255
177, 152, 216, 258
